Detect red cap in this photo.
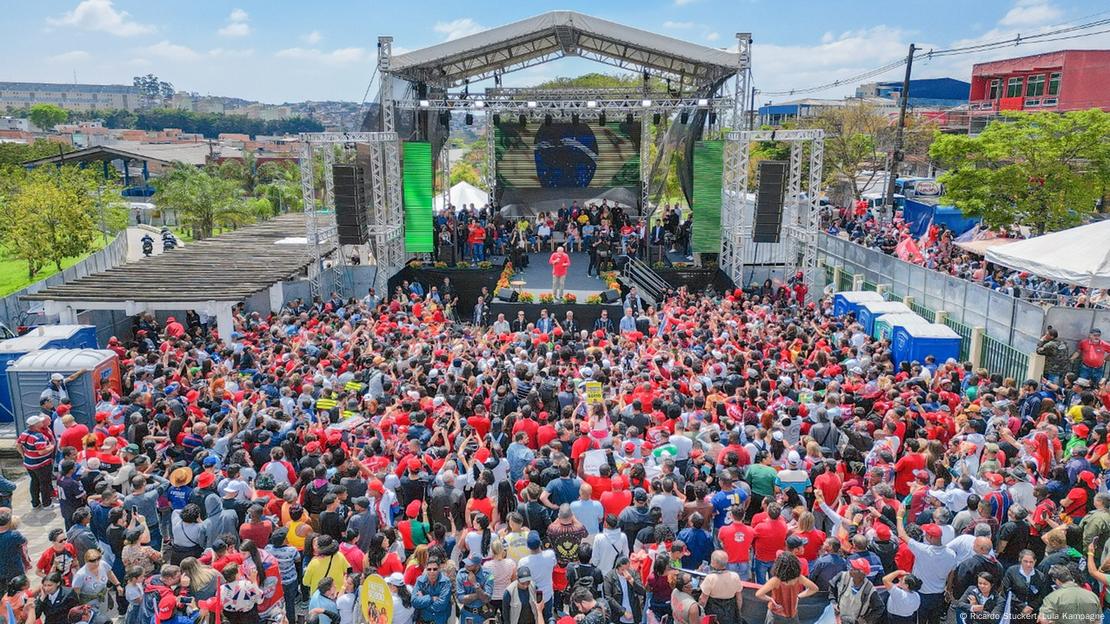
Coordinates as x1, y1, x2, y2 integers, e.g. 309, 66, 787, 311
369, 479, 384, 494
56, 404, 71, 415
196, 472, 216, 489
475, 448, 491, 463
691, 449, 704, 459
624, 442, 636, 454
1080, 470, 1098, 488
408, 457, 422, 471
305, 441, 321, 454
1074, 424, 1090, 438
874, 524, 892, 540
849, 558, 871, 575
987, 473, 1004, 487
922, 524, 943, 540
848, 486, 865, 497
406, 500, 422, 518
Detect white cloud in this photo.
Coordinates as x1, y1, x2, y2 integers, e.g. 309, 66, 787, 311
275, 47, 369, 64
218, 8, 251, 37
663, 21, 696, 29
46, 0, 154, 37
208, 48, 255, 58
1000, 0, 1062, 27
705, 32, 720, 42
433, 18, 484, 42
144, 40, 202, 62
48, 50, 91, 63
302, 30, 322, 45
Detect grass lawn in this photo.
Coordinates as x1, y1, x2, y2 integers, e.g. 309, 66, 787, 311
0, 240, 107, 298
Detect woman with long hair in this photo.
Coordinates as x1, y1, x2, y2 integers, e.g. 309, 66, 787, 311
461, 513, 493, 562
483, 538, 516, 615
179, 557, 221, 601
402, 545, 428, 587
646, 552, 673, 622
754, 551, 819, 624
465, 483, 496, 529
495, 480, 517, 530
385, 573, 414, 624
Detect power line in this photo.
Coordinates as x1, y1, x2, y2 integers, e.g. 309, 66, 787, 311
761, 17, 1110, 97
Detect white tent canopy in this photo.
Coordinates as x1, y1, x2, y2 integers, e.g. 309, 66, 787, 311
435, 181, 488, 212
984, 219, 1110, 288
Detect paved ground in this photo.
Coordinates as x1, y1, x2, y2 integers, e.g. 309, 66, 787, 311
515, 250, 611, 298
4, 473, 65, 567
124, 225, 185, 262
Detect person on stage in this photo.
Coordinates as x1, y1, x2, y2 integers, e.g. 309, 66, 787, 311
549, 246, 571, 300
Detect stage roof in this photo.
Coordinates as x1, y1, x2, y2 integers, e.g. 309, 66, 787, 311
388, 11, 740, 88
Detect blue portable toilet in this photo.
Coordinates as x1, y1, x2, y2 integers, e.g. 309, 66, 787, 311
873, 312, 929, 340
856, 301, 912, 336
0, 326, 98, 422
892, 323, 962, 367
832, 291, 885, 317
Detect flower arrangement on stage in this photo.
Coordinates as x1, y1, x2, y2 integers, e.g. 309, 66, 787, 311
477, 261, 493, 270
607, 281, 621, 291
495, 262, 514, 291
539, 293, 555, 303
652, 261, 667, 270
433, 261, 448, 269
599, 270, 618, 282
563, 293, 577, 304
518, 291, 535, 303
455, 261, 471, 269
586, 294, 602, 304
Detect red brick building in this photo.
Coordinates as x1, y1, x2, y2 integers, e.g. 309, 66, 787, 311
968, 49, 1110, 130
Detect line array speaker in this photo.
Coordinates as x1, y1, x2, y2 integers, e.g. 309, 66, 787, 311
753, 160, 787, 243
333, 164, 369, 245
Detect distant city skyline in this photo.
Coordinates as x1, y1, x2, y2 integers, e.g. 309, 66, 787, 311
4, 0, 1110, 105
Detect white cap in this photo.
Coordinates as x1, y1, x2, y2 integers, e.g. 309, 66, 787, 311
26, 415, 44, 427
386, 572, 406, 586
772, 430, 784, 441
51, 373, 64, 381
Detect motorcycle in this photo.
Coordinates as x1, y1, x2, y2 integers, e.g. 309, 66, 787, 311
141, 235, 154, 257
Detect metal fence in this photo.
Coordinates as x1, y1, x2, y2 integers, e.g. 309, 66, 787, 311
818, 234, 1045, 353
861, 280, 878, 292
944, 316, 974, 361
981, 333, 1030, 382
0, 234, 129, 330
908, 301, 937, 323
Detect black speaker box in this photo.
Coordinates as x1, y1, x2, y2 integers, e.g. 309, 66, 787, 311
496, 288, 519, 302
753, 160, 787, 243
601, 289, 621, 304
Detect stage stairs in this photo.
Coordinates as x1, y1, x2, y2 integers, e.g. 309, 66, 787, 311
619, 258, 670, 306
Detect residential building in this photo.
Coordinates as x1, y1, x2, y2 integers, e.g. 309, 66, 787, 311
0, 81, 140, 112
968, 49, 1110, 132
855, 78, 970, 108
0, 116, 36, 132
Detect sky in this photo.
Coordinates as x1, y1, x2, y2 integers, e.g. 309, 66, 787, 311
4, 0, 1109, 105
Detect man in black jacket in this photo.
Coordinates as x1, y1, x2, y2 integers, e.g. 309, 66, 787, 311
34, 573, 80, 624
602, 557, 645, 624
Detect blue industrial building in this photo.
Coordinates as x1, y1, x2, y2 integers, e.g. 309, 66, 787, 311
855, 77, 970, 108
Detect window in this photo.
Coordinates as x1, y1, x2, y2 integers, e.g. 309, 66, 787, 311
1006, 77, 1023, 97
1048, 72, 1061, 96
1026, 75, 1045, 97
988, 79, 1001, 100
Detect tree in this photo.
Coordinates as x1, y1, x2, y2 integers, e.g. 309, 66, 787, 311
930, 109, 1110, 233
804, 102, 893, 200
0, 140, 74, 166
154, 164, 254, 239
449, 160, 482, 188
133, 74, 174, 108
28, 104, 68, 131
0, 167, 105, 277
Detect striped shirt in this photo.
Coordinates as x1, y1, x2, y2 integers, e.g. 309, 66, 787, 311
17, 427, 55, 469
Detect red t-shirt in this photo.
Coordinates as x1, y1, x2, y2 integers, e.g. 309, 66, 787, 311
795, 529, 826, 562
585, 475, 613, 500
813, 472, 842, 508
512, 419, 539, 449
752, 517, 788, 562
601, 490, 632, 519
378, 551, 404, 576
536, 424, 558, 449
549, 251, 571, 277
59, 424, 89, 451
1078, 339, 1109, 368
1064, 487, 1089, 518
717, 522, 755, 563
893, 453, 926, 497
239, 520, 273, 546
466, 415, 491, 439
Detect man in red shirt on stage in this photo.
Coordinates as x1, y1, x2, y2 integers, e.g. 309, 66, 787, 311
549, 245, 571, 299
1074, 328, 1108, 382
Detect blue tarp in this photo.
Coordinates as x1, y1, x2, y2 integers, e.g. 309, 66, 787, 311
903, 199, 980, 238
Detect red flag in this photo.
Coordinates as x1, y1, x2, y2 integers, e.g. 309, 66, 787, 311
895, 236, 923, 264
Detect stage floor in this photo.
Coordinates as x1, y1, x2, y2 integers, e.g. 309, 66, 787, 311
512, 250, 610, 298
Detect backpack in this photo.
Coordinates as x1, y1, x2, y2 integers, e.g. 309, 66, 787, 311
539, 378, 558, 402
139, 581, 174, 624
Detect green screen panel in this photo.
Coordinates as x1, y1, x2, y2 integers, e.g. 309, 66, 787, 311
402, 141, 434, 253
692, 140, 723, 254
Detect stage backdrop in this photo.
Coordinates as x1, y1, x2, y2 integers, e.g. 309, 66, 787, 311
692, 140, 723, 253
402, 141, 435, 253
494, 119, 641, 210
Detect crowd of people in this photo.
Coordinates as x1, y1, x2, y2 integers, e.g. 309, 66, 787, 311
433, 201, 693, 269
3, 272, 1110, 624
823, 204, 1110, 309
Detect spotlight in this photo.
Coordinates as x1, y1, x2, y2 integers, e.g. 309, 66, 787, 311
709, 111, 718, 125
439, 111, 449, 127
586, 100, 598, 108
680, 111, 689, 124
544, 114, 552, 126
626, 113, 634, 125
519, 114, 527, 126
492, 113, 501, 125
641, 99, 652, 107
419, 99, 430, 108
473, 100, 486, 108
527, 101, 538, 108
465, 113, 474, 126
697, 98, 709, 107
653, 112, 661, 125
598, 111, 606, 126
571, 113, 579, 124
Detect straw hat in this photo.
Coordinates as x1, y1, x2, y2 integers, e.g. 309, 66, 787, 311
170, 466, 194, 487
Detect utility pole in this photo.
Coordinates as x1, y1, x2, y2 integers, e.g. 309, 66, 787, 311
883, 42, 915, 222
749, 85, 758, 130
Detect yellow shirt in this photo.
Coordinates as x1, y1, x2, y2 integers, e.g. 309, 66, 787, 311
302, 553, 350, 594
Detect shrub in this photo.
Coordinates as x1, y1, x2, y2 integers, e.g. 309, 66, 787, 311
519, 292, 535, 303
477, 260, 493, 270
455, 261, 470, 269
563, 293, 577, 304
539, 293, 555, 303
586, 294, 602, 304
433, 261, 448, 269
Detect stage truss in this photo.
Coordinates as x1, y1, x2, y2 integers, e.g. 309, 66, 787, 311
721, 129, 824, 286
299, 132, 406, 297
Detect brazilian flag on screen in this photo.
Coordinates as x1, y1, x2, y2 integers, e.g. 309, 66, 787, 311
403, 142, 434, 253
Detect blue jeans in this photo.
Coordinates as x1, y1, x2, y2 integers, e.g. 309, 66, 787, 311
470, 242, 484, 261
283, 581, 298, 624
728, 561, 751, 581
752, 558, 773, 584
1079, 364, 1104, 382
